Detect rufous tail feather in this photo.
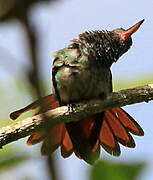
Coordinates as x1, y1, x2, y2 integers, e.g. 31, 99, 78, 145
10, 94, 144, 164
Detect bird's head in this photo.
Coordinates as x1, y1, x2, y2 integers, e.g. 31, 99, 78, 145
73, 20, 144, 66
111, 19, 144, 59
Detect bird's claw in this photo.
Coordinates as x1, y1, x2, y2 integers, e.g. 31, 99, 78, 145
68, 103, 77, 112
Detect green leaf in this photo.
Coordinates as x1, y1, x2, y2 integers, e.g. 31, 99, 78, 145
91, 160, 145, 180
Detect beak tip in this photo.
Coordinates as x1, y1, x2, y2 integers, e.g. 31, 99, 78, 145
121, 19, 145, 40
138, 19, 145, 25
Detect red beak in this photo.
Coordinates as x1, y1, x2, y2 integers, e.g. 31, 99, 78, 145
121, 19, 144, 40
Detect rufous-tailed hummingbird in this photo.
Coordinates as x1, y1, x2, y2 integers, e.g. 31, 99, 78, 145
10, 20, 144, 164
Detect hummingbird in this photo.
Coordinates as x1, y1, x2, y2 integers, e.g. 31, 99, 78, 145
10, 20, 144, 164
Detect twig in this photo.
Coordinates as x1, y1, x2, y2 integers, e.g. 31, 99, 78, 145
0, 84, 153, 148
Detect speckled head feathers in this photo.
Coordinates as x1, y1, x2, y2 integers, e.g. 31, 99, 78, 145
71, 20, 144, 66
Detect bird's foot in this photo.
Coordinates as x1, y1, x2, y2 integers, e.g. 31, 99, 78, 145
68, 103, 77, 112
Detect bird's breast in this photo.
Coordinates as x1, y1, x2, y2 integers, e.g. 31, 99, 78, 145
54, 65, 111, 104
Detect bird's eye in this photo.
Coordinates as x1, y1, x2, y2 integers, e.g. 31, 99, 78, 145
68, 44, 74, 49
68, 43, 79, 49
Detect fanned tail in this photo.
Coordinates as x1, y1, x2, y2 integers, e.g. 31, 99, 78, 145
99, 107, 144, 156
65, 107, 144, 164
9, 94, 144, 164
65, 114, 102, 164
10, 94, 74, 158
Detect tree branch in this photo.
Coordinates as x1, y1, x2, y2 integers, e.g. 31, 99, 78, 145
0, 84, 153, 148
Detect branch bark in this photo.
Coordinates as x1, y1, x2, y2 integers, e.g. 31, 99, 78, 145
0, 84, 153, 148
